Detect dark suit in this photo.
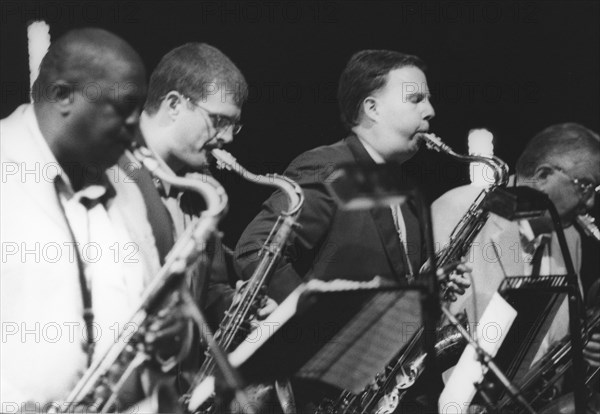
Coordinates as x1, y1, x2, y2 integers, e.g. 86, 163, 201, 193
235, 134, 426, 303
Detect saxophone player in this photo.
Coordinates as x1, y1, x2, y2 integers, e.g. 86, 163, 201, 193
432, 123, 600, 409
137, 43, 277, 380
235, 49, 471, 412
0, 28, 171, 410
236, 49, 470, 303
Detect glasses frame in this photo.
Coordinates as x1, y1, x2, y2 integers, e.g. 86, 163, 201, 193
552, 165, 599, 199
183, 95, 243, 136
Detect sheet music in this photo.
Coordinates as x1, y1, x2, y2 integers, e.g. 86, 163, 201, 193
439, 293, 517, 413
297, 289, 421, 392
228, 278, 422, 393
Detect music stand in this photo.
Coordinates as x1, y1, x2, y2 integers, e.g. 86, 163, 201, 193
185, 279, 425, 412
229, 279, 423, 391
483, 186, 587, 413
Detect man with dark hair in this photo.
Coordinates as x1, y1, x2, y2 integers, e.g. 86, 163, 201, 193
0, 28, 170, 409
236, 49, 464, 302
234, 50, 469, 411
433, 123, 600, 409
337, 50, 427, 131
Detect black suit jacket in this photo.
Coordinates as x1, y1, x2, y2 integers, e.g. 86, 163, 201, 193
235, 134, 426, 303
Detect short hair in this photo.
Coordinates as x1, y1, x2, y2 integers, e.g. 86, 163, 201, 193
337, 49, 426, 130
144, 43, 248, 115
516, 123, 600, 178
32, 28, 143, 102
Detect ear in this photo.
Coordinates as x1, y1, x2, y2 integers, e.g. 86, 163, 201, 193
164, 91, 184, 119
49, 81, 75, 114
361, 96, 378, 123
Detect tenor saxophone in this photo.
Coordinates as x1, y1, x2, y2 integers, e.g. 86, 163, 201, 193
369, 134, 509, 414
56, 144, 228, 414
316, 133, 509, 414
183, 148, 304, 413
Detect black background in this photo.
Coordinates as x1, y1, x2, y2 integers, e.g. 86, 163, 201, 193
1, 1, 599, 282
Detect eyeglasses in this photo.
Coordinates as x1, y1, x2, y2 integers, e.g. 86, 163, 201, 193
184, 96, 243, 136
552, 165, 600, 199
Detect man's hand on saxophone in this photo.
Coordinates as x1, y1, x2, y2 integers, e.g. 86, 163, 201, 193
257, 298, 279, 319
233, 280, 279, 321
145, 302, 194, 368
436, 259, 473, 302
583, 332, 600, 368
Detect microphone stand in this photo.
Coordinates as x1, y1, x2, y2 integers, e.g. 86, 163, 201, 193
441, 306, 537, 414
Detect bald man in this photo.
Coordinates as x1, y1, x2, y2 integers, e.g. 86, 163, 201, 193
0, 28, 166, 410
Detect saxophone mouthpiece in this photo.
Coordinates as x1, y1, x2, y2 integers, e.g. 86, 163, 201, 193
576, 214, 600, 242
129, 144, 153, 165
211, 148, 237, 171
421, 133, 453, 154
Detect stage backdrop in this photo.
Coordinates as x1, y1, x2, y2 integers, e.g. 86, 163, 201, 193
2, 1, 598, 282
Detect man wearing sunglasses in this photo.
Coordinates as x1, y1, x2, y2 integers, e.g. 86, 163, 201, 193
433, 123, 600, 411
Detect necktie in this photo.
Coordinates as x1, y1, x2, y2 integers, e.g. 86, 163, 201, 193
530, 237, 549, 279
391, 204, 414, 279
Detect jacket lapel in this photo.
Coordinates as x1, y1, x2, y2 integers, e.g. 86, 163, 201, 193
2, 106, 70, 231
401, 201, 422, 273
370, 207, 409, 278
23, 174, 67, 229
345, 134, 410, 279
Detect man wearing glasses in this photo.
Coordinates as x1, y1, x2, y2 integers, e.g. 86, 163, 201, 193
433, 122, 600, 410
135, 43, 275, 382
141, 44, 244, 183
